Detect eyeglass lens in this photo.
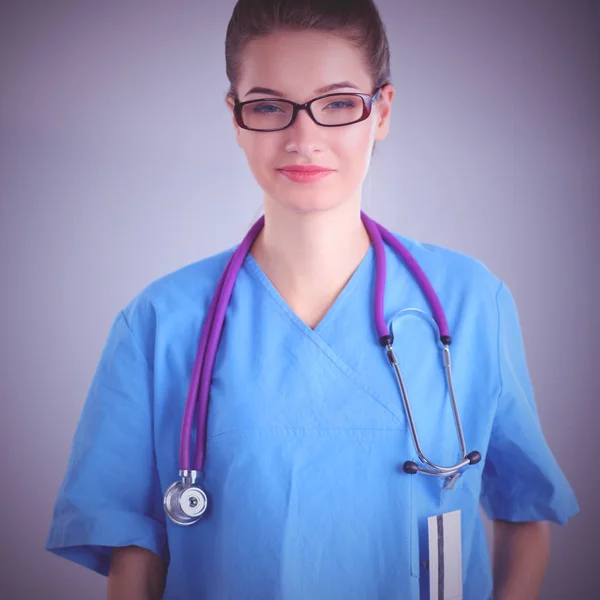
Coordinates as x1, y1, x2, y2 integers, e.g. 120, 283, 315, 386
241, 94, 366, 131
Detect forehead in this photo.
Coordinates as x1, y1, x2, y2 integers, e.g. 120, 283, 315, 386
239, 30, 371, 99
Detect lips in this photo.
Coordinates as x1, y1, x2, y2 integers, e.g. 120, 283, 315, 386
277, 165, 334, 173
277, 168, 334, 183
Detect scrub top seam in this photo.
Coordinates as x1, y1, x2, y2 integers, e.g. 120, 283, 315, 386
494, 279, 505, 408
115, 310, 161, 501
243, 255, 406, 427
119, 310, 154, 374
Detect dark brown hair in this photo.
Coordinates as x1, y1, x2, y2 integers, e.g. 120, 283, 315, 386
224, 0, 392, 103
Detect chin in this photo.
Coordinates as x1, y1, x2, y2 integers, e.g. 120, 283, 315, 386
273, 193, 346, 215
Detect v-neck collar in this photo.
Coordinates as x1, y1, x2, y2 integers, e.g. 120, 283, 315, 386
243, 243, 375, 337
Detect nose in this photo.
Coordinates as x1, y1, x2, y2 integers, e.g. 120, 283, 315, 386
290, 105, 319, 129
284, 106, 325, 153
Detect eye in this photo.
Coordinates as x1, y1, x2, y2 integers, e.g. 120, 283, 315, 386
324, 99, 357, 110
252, 103, 284, 114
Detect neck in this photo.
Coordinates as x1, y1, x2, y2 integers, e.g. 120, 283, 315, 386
250, 197, 372, 304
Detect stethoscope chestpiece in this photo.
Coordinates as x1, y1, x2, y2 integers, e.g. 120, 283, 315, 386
163, 470, 208, 526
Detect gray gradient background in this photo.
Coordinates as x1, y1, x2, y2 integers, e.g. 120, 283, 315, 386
1, 1, 598, 598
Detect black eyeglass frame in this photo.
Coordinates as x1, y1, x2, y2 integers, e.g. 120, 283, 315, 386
233, 86, 385, 132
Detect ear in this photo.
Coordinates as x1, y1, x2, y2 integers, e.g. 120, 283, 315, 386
225, 96, 242, 145
374, 84, 395, 142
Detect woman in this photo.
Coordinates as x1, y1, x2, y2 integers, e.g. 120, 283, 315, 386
45, 1, 579, 598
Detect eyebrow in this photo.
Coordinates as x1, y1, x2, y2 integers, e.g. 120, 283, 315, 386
243, 81, 360, 99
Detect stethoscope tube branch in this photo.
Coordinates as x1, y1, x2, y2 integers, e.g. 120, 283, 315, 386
385, 343, 480, 477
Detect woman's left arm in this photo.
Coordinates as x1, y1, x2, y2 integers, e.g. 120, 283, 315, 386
492, 519, 551, 600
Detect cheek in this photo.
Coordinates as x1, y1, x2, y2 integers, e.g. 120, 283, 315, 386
240, 135, 277, 178
334, 124, 375, 172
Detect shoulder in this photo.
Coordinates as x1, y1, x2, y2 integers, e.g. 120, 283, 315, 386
383, 229, 511, 376
119, 245, 236, 347
385, 229, 503, 302
136, 245, 235, 308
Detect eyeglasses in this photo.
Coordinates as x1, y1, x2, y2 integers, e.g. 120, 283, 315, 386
233, 87, 383, 132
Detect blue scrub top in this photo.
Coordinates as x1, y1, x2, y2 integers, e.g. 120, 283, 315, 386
45, 231, 579, 599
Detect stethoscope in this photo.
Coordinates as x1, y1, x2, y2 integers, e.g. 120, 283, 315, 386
163, 212, 481, 526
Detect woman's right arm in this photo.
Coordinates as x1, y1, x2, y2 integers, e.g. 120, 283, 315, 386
107, 546, 167, 600
45, 311, 169, 590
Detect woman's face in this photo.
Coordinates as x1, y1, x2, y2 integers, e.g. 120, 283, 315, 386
226, 29, 394, 215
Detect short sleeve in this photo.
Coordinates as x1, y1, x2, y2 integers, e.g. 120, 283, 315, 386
45, 311, 169, 576
479, 281, 580, 525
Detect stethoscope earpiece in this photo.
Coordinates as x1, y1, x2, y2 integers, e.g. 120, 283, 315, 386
403, 461, 419, 475
402, 449, 481, 477
467, 450, 481, 465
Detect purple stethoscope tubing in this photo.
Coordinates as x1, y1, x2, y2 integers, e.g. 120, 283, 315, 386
179, 216, 265, 472
181, 211, 455, 473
